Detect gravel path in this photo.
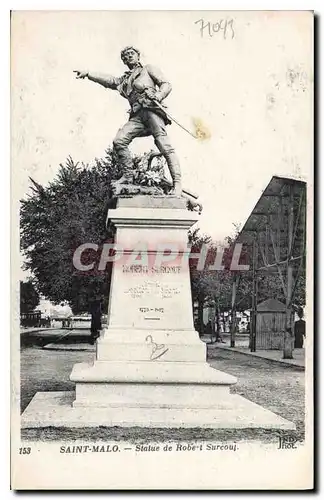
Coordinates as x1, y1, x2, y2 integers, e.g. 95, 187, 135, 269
208, 346, 305, 435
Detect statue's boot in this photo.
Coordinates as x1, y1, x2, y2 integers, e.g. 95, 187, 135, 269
112, 139, 134, 186
154, 135, 182, 197
168, 162, 182, 197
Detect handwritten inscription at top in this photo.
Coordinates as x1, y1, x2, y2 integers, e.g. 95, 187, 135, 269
195, 18, 235, 39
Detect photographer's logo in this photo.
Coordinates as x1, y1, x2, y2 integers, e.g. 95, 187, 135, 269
278, 435, 299, 450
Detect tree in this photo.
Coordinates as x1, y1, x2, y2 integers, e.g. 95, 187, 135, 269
188, 228, 212, 335
20, 150, 122, 314
20, 280, 40, 313
293, 268, 306, 310
188, 227, 245, 337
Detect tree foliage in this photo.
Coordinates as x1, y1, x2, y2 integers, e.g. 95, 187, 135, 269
20, 280, 40, 313
20, 150, 121, 313
188, 226, 249, 334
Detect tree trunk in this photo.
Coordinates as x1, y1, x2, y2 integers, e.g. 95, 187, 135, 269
283, 265, 294, 358
283, 310, 294, 359
198, 294, 204, 337
230, 275, 239, 347
250, 237, 257, 352
222, 312, 226, 333
230, 311, 237, 347
215, 301, 221, 342
283, 186, 294, 359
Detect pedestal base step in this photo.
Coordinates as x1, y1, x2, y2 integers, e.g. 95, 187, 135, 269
21, 391, 295, 430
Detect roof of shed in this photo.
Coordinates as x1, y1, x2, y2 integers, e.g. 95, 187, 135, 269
257, 298, 286, 312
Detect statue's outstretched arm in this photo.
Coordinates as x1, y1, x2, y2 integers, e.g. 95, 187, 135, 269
87, 72, 122, 89
74, 70, 121, 89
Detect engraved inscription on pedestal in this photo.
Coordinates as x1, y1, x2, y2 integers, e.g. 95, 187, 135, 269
108, 262, 193, 330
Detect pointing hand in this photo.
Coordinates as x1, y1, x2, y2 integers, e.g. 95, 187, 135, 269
73, 70, 89, 79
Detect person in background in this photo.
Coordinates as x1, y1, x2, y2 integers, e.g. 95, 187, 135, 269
215, 314, 226, 343
294, 308, 306, 349
205, 319, 215, 343
89, 297, 103, 345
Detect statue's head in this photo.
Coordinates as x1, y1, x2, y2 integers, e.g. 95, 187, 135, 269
120, 46, 141, 67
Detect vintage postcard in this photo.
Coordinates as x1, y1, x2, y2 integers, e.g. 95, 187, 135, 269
11, 10, 313, 490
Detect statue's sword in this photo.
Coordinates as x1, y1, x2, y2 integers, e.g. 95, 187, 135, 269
152, 100, 198, 140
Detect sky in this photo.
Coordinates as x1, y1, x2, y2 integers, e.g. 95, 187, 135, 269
12, 10, 312, 249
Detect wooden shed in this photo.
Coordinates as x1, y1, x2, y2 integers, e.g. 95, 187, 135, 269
256, 298, 286, 350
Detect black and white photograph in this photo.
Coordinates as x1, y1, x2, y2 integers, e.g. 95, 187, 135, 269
11, 10, 313, 490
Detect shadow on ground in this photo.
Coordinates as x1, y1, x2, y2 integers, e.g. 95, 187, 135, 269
21, 330, 91, 349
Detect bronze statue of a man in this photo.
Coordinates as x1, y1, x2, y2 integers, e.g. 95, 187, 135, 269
74, 46, 182, 196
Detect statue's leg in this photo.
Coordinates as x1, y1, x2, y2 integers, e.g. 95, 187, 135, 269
146, 111, 182, 197
113, 117, 147, 182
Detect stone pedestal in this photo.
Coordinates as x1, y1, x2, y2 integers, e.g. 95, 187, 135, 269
22, 196, 295, 430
